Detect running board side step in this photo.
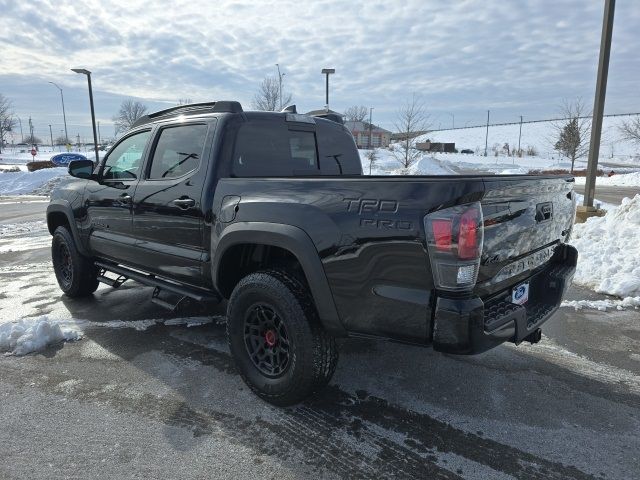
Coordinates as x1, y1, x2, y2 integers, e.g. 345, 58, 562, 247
97, 268, 129, 288
94, 261, 221, 303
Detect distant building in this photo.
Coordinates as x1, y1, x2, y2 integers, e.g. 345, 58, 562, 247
345, 121, 392, 149
416, 140, 456, 153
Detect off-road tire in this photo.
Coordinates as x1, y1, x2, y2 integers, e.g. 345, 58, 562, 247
227, 270, 338, 406
51, 226, 99, 297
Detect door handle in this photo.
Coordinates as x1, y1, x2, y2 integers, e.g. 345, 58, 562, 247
173, 197, 196, 209
118, 194, 132, 206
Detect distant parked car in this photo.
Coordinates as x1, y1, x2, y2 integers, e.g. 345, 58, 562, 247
461, 149, 474, 154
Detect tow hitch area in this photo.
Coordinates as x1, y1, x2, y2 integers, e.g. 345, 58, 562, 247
523, 328, 542, 344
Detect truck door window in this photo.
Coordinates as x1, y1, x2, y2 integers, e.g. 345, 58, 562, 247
147, 124, 208, 179
102, 130, 151, 181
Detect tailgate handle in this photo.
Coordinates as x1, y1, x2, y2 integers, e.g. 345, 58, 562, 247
535, 202, 553, 223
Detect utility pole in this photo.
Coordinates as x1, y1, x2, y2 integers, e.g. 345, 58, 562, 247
18, 117, 24, 142
582, 0, 615, 215
28, 117, 34, 144
518, 115, 523, 157
48, 82, 69, 143
484, 110, 490, 156
49, 124, 54, 150
321, 68, 335, 109
449, 113, 455, 129
275, 64, 285, 111
97, 121, 101, 145
368, 107, 374, 150
76, 133, 81, 150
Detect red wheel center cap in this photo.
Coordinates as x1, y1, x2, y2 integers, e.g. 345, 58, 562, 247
264, 329, 277, 347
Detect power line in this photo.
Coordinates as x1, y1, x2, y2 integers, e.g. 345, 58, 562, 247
428, 111, 640, 132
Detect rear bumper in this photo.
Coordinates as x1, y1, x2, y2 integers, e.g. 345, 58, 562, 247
432, 244, 578, 355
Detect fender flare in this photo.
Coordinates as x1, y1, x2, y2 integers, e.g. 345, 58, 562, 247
212, 222, 346, 336
46, 200, 90, 257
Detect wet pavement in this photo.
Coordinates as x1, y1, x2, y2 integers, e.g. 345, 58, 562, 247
0, 197, 638, 480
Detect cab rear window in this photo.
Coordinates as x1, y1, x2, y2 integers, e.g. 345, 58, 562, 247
232, 122, 318, 176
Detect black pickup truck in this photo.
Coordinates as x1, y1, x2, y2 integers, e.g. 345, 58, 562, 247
47, 101, 577, 405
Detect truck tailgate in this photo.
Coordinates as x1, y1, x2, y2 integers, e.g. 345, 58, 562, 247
476, 176, 575, 296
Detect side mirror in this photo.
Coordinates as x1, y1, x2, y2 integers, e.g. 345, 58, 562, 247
68, 159, 96, 180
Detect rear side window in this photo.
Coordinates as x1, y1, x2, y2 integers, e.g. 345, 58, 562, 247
232, 122, 319, 176
316, 122, 362, 175
288, 130, 318, 169
148, 124, 208, 179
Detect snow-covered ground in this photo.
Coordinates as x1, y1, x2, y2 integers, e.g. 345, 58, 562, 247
0, 167, 68, 195
573, 171, 640, 187
360, 148, 640, 177
569, 194, 640, 301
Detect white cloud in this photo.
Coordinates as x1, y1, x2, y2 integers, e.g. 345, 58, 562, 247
0, 0, 638, 131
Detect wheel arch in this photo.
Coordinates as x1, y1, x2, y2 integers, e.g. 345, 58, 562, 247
212, 222, 346, 336
46, 201, 90, 256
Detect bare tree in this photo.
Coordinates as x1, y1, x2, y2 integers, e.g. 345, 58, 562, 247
113, 99, 148, 135
392, 94, 431, 169
54, 135, 69, 146
251, 75, 292, 111
23, 134, 42, 145
365, 149, 378, 175
0, 94, 17, 153
551, 99, 591, 173
618, 116, 640, 145
344, 105, 368, 123
178, 98, 193, 105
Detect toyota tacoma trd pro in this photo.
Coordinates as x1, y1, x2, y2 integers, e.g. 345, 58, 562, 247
47, 101, 578, 405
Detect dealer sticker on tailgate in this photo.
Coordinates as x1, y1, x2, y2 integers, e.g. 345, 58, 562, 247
512, 283, 529, 305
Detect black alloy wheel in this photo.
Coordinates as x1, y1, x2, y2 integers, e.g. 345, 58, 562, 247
244, 303, 291, 377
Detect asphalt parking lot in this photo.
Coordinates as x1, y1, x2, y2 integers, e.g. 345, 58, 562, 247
0, 197, 638, 480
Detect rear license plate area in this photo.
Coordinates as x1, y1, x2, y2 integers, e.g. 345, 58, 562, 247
512, 282, 529, 305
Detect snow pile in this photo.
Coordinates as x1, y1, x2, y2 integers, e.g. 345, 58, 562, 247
573, 171, 640, 187
561, 297, 640, 311
0, 316, 82, 356
360, 148, 458, 175
0, 167, 68, 195
569, 194, 640, 298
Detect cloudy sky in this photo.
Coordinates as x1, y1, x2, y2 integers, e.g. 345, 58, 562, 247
1, 0, 638, 142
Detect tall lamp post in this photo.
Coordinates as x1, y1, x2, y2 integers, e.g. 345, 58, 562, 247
71, 68, 100, 163
448, 113, 455, 129
48, 82, 69, 144
321, 68, 335, 109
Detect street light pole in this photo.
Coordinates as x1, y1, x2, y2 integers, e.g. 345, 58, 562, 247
48, 82, 69, 144
71, 68, 100, 164
321, 68, 335, 109
583, 0, 615, 210
18, 117, 23, 143
49, 124, 54, 150
448, 113, 455, 129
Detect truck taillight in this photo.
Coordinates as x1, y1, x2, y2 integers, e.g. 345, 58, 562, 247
425, 203, 484, 291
